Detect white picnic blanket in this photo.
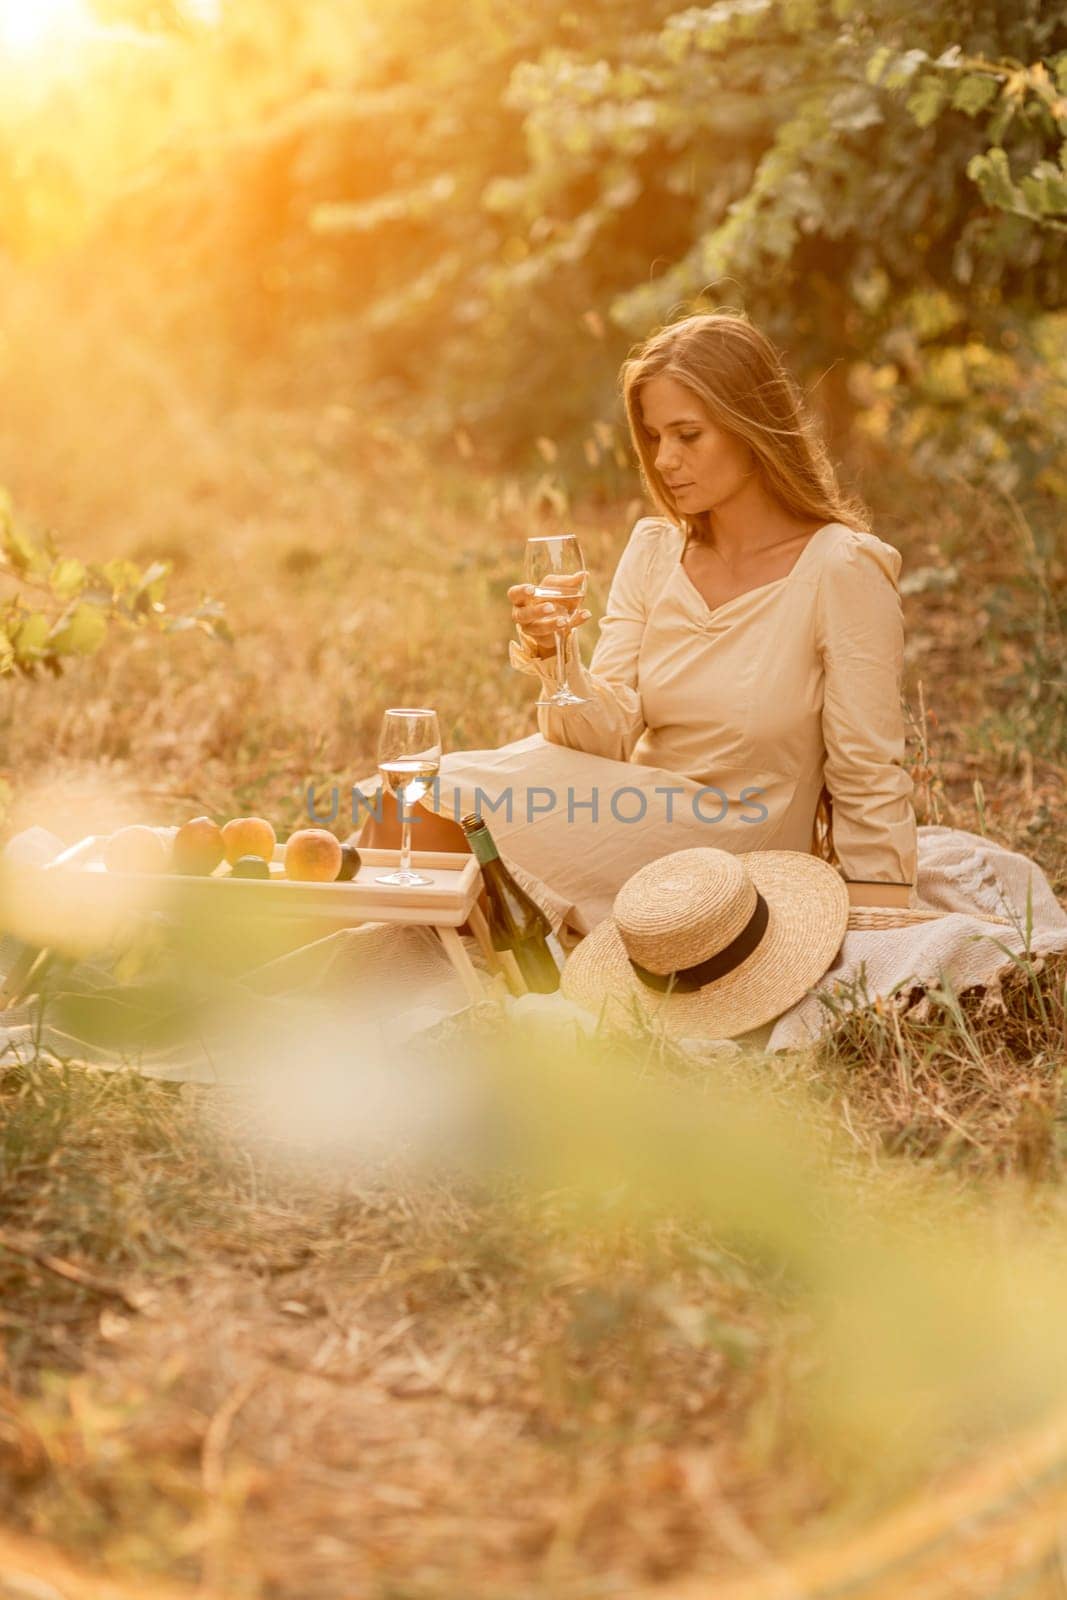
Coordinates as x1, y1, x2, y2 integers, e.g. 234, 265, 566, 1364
762, 824, 1067, 1052
1, 823, 1064, 1076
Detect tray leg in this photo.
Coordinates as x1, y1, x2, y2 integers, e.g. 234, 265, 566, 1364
464, 904, 530, 998
435, 925, 487, 1006
466, 904, 499, 973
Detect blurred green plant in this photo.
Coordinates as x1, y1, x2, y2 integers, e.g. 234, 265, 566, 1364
478, 1, 1067, 482
0, 484, 232, 683
973, 491, 1067, 760
1, 1, 1065, 489
1, 863, 1066, 1589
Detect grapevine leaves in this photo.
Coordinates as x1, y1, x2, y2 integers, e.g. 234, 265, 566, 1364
0, 489, 232, 681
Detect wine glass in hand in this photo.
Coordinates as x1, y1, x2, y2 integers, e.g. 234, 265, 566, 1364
523, 534, 589, 707
375, 708, 442, 886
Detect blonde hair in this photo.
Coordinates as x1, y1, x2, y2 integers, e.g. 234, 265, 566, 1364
621, 310, 859, 869
620, 310, 869, 539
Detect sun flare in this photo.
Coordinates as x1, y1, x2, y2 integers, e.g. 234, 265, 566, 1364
0, 0, 90, 58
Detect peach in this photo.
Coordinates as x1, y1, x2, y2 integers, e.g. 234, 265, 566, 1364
221, 816, 276, 867
173, 815, 225, 876
103, 825, 170, 875
284, 828, 343, 883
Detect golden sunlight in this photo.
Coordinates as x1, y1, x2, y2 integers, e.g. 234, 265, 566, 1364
0, 0, 90, 58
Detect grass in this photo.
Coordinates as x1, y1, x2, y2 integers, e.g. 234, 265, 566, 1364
1, 265, 1067, 1596
3, 972, 1067, 1597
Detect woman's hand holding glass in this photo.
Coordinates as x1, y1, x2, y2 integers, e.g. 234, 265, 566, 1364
513, 535, 592, 707
508, 576, 591, 658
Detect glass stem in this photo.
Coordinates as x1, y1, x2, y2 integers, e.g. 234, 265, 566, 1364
554, 625, 566, 695
400, 799, 413, 876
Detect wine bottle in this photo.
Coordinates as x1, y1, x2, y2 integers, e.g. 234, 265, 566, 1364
460, 813, 561, 994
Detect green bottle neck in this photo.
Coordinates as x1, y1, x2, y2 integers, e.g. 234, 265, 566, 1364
467, 826, 500, 866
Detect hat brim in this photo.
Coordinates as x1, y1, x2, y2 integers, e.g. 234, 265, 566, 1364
560, 851, 849, 1041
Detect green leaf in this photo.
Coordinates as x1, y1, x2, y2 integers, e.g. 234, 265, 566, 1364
49, 556, 87, 599
136, 559, 172, 592
13, 612, 50, 663
1019, 159, 1067, 215
952, 74, 999, 117
827, 85, 883, 132
902, 288, 965, 341
881, 48, 930, 92
100, 558, 143, 596
865, 45, 892, 87
1, 517, 50, 578
907, 74, 950, 128
850, 264, 890, 312
967, 147, 1020, 211
47, 602, 109, 657
986, 98, 1017, 143
132, 558, 172, 610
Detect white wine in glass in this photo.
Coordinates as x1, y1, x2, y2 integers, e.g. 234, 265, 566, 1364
375, 707, 442, 887
523, 534, 589, 708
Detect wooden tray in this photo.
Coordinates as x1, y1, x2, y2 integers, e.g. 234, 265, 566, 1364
36, 832, 482, 928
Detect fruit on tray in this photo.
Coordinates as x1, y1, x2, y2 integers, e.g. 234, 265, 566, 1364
103, 825, 170, 874
221, 816, 276, 867
172, 815, 225, 876
231, 855, 272, 880
99, 816, 362, 887
284, 828, 343, 882
337, 844, 361, 881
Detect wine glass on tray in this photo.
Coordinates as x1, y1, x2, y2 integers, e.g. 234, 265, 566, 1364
375, 707, 442, 886
523, 534, 589, 708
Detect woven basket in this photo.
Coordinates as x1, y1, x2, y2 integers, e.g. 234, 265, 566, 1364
846, 905, 1016, 930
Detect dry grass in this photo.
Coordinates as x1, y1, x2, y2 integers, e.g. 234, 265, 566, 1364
3, 967, 1067, 1598
0, 1052, 818, 1597
1, 262, 1067, 1597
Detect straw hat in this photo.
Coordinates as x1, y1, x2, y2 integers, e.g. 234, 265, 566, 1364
560, 847, 850, 1040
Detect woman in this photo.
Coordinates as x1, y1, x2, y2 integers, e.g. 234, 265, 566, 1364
358, 311, 917, 938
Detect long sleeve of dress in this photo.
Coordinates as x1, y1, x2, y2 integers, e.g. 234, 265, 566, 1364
815, 532, 918, 896
508, 518, 659, 763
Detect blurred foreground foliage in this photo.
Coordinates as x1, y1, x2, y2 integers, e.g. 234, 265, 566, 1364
2, 939, 1067, 1595
0, 0, 1063, 500
0, 485, 231, 685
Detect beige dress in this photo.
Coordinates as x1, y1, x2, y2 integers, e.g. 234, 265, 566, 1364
357, 516, 919, 936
